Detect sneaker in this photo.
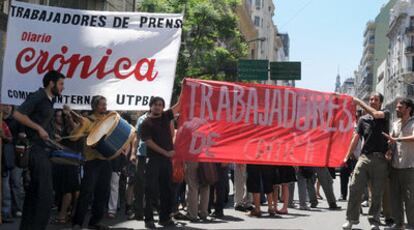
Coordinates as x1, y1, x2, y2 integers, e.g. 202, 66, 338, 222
328, 203, 342, 210
135, 214, 144, 221
288, 204, 297, 209
126, 212, 135, 220
145, 221, 156, 229
210, 211, 224, 219
361, 200, 369, 207
342, 220, 359, 230
310, 202, 318, 208
15, 211, 23, 217
246, 205, 255, 211
370, 224, 380, 230
299, 206, 311, 211
107, 213, 116, 219
234, 205, 248, 212
173, 212, 187, 220
385, 218, 395, 226
158, 219, 175, 227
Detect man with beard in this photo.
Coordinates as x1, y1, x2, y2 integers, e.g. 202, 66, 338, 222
383, 99, 414, 230
13, 70, 65, 230
342, 92, 390, 230
140, 96, 181, 229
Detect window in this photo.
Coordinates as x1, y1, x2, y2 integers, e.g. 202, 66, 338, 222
410, 16, 414, 27
261, 18, 263, 28
254, 16, 260, 27
255, 0, 260, 9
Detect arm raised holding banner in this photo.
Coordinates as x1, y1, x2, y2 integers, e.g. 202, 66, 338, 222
353, 95, 386, 119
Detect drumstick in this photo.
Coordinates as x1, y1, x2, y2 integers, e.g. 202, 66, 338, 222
47, 139, 78, 153
59, 134, 87, 140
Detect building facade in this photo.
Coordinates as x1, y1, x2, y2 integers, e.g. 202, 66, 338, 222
247, 0, 277, 61
384, 0, 414, 120
340, 78, 355, 96
236, 0, 259, 59
355, 21, 375, 101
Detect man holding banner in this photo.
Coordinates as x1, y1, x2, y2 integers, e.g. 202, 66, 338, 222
343, 93, 390, 230
13, 70, 65, 230
140, 96, 181, 229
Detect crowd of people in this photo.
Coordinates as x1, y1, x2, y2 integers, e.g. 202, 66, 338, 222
0, 71, 413, 230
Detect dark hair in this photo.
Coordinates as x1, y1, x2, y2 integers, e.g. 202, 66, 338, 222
370, 92, 384, 103
399, 98, 414, 116
149, 97, 165, 108
43, 70, 65, 87
91, 95, 106, 111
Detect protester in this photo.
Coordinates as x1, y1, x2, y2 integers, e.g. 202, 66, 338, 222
383, 98, 414, 230
140, 96, 181, 229
343, 92, 390, 230
246, 164, 275, 217
51, 110, 81, 225
71, 96, 125, 229
130, 111, 149, 221
272, 166, 297, 214
1, 105, 14, 223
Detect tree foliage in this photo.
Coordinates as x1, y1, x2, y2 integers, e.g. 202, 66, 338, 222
137, 0, 248, 101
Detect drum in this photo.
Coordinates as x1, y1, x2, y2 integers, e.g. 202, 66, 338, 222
86, 112, 135, 160
50, 150, 84, 166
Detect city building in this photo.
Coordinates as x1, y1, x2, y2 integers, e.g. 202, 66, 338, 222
335, 72, 341, 93
247, 0, 277, 61
355, 21, 375, 101
340, 78, 356, 96
236, 0, 259, 59
373, 0, 397, 87
384, 0, 414, 120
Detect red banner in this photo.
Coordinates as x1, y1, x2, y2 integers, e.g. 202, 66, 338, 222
175, 78, 356, 167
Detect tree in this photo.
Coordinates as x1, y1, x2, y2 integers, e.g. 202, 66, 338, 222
137, 0, 248, 101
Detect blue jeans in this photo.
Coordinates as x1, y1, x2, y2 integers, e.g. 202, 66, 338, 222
2, 169, 12, 217
11, 167, 25, 213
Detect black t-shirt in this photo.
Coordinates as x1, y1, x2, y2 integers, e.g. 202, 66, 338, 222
17, 88, 55, 145
357, 109, 390, 154
140, 109, 174, 158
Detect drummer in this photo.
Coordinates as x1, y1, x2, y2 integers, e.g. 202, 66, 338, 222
70, 95, 126, 229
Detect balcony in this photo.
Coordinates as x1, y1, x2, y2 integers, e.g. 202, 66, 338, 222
406, 26, 414, 34
405, 46, 414, 56
401, 68, 414, 82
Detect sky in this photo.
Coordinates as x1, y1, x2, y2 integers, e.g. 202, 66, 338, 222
273, 0, 389, 93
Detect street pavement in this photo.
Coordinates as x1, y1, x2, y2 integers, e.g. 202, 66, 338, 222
2, 179, 381, 230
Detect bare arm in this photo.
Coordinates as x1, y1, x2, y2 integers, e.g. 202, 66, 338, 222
171, 86, 184, 115
353, 97, 385, 119
344, 133, 360, 162
13, 110, 49, 140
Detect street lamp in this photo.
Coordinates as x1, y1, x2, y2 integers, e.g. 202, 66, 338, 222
246, 37, 266, 59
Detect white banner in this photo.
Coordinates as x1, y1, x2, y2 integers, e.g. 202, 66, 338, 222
1, 1, 183, 110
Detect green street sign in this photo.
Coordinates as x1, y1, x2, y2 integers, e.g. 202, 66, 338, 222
238, 59, 269, 80
270, 62, 301, 80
